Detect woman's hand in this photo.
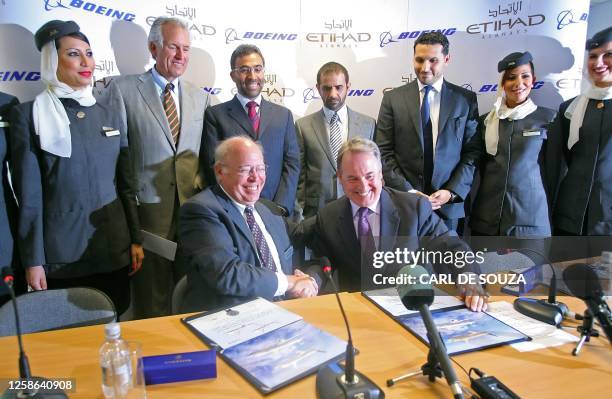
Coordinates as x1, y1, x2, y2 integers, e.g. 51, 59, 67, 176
129, 244, 145, 276
26, 266, 47, 290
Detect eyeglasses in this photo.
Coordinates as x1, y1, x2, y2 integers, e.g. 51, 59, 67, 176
234, 164, 268, 176
233, 65, 265, 75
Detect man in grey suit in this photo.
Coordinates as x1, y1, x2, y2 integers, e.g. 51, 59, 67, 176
295, 62, 375, 219
200, 44, 300, 216
108, 17, 210, 318
177, 136, 318, 312
375, 32, 480, 232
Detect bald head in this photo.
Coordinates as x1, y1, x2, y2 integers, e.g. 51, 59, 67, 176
214, 136, 266, 206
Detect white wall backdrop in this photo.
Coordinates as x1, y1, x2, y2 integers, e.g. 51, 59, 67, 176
0, 0, 592, 118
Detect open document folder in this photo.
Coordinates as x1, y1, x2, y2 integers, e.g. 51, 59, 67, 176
182, 298, 347, 394
363, 288, 530, 355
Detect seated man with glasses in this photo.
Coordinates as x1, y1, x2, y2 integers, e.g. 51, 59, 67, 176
200, 44, 300, 217
177, 136, 318, 312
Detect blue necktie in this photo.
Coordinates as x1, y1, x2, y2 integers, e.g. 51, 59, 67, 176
421, 85, 434, 194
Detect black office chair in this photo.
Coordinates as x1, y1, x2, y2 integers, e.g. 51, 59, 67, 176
0, 287, 116, 337
171, 275, 188, 314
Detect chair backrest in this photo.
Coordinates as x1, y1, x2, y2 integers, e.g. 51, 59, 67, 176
171, 275, 188, 314
0, 287, 116, 337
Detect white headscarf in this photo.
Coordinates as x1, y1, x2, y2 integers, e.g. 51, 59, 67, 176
483, 72, 537, 155
32, 40, 96, 158
565, 81, 612, 150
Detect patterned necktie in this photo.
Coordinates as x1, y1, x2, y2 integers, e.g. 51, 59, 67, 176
421, 85, 434, 194
246, 101, 260, 137
357, 207, 376, 265
329, 112, 342, 167
244, 206, 276, 271
163, 83, 180, 145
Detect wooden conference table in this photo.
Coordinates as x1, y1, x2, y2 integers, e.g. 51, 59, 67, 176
0, 293, 610, 398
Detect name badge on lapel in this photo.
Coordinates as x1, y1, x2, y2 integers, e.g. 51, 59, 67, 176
0, 116, 8, 127
522, 128, 541, 137
102, 126, 120, 137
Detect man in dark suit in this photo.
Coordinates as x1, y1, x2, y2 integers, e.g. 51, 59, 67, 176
375, 32, 480, 232
201, 44, 300, 216
0, 92, 20, 302
108, 17, 210, 318
295, 62, 376, 219
178, 136, 318, 312
305, 138, 487, 311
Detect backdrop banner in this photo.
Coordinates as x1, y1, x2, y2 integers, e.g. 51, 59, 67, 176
0, 0, 591, 117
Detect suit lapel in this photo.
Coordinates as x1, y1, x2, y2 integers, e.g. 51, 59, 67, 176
347, 107, 361, 140
137, 71, 176, 151
227, 96, 256, 138
438, 80, 453, 141
312, 109, 336, 169
379, 189, 399, 252
338, 199, 361, 257
403, 81, 424, 150
213, 186, 259, 260
177, 82, 194, 152
258, 99, 272, 137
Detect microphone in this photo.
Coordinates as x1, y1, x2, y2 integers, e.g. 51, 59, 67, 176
497, 248, 568, 326
563, 263, 612, 344
315, 257, 384, 399
1, 267, 67, 399
396, 265, 464, 399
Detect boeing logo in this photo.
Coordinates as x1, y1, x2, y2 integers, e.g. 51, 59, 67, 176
348, 89, 374, 97
556, 10, 588, 30
462, 83, 474, 92
379, 32, 398, 48
44, 0, 136, 21
202, 87, 221, 95
478, 81, 544, 93
379, 28, 457, 48
44, 0, 69, 11
302, 88, 373, 103
225, 28, 297, 44
302, 88, 320, 103
225, 28, 240, 44
0, 71, 41, 81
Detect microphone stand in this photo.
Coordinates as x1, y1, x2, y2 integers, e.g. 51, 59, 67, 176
2, 270, 67, 399
500, 247, 568, 326
572, 309, 598, 356
316, 265, 384, 399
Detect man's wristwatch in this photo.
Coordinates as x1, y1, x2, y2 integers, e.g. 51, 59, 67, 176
448, 191, 458, 203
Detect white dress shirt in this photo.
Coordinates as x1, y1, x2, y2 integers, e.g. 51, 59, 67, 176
151, 66, 181, 117
222, 188, 288, 296
417, 78, 444, 155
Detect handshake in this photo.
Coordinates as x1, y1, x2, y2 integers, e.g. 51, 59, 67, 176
286, 269, 319, 298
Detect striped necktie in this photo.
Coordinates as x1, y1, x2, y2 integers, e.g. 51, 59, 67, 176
246, 101, 260, 137
163, 83, 180, 145
329, 112, 342, 167
244, 206, 276, 271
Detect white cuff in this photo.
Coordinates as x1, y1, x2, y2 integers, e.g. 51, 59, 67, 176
274, 272, 289, 297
